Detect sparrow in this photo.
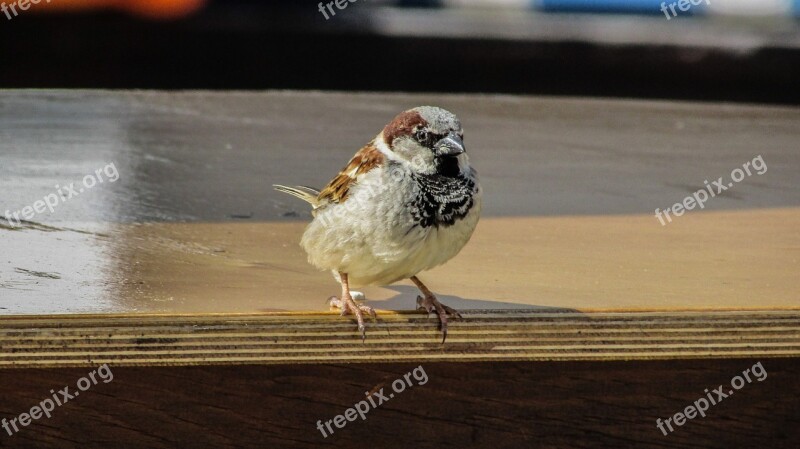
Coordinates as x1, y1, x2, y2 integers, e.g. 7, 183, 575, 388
274, 106, 481, 342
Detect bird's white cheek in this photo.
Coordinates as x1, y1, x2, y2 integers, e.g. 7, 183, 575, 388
409, 153, 435, 172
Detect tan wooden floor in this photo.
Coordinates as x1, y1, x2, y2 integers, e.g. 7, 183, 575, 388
3, 209, 798, 315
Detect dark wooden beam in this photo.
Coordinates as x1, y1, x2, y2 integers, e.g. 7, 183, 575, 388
0, 358, 797, 448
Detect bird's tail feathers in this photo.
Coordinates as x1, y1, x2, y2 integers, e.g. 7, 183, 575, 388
273, 185, 321, 208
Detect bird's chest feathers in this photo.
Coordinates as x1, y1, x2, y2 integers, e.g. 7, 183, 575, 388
408, 172, 476, 229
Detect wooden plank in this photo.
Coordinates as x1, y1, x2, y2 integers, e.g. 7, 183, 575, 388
0, 359, 797, 448
1, 310, 798, 368
2, 210, 800, 315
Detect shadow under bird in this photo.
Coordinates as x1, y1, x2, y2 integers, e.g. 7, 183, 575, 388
275, 106, 482, 342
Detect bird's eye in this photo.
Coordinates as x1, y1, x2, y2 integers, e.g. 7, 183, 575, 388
415, 129, 431, 144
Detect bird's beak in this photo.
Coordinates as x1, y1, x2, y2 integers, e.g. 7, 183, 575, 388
434, 133, 465, 158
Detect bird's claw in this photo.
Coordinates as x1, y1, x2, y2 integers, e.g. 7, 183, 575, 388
416, 295, 461, 344
358, 324, 366, 342
329, 295, 377, 341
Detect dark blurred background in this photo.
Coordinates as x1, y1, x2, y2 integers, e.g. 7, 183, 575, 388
1, 0, 799, 104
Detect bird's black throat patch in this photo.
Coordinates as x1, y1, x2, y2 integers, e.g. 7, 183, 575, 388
409, 171, 477, 229
436, 156, 461, 178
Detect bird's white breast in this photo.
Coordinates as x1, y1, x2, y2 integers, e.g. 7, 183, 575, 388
300, 164, 481, 287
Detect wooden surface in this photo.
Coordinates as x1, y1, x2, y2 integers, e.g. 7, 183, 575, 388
1, 91, 799, 315
0, 359, 797, 448
1, 310, 798, 368
1, 90, 798, 447
5, 209, 799, 315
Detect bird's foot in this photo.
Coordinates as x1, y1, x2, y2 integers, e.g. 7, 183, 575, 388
328, 295, 377, 341
416, 295, 462, 343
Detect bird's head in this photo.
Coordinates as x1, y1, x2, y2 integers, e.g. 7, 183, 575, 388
380, 106, 468, 177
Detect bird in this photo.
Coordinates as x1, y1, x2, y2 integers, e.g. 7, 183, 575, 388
274, 106, 481, 343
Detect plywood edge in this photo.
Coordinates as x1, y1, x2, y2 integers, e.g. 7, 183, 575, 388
1, 309, 798, 368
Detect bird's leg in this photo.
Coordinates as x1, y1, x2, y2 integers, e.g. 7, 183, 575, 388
410, 276, 462, 343
327, 272, 376, 341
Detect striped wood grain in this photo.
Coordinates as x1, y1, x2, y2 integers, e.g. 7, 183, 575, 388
1, 309, 798, 368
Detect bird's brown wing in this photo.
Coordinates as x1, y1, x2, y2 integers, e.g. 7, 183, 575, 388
318, 141, 385, 205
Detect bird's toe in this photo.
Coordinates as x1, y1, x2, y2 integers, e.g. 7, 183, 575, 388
416, 295, 461, 344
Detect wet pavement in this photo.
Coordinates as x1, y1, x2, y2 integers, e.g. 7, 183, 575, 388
1, 90, 799, 314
